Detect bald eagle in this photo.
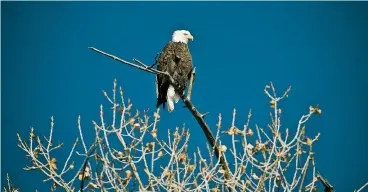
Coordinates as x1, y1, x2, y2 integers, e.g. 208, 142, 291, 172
156, 30, 194, 112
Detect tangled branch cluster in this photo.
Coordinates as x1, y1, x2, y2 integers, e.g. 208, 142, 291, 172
15, 78, 332, 192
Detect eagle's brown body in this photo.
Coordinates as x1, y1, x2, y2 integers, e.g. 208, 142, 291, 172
156, 41, 193, 109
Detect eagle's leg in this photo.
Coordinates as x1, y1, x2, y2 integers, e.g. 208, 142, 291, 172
186, 67, 196, 101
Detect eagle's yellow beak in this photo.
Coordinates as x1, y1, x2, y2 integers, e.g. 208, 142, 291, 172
186, 34, 194, 41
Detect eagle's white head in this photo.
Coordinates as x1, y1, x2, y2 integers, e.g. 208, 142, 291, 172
172, 30, 194, 44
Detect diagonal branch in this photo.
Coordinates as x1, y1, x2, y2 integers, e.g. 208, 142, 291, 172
355, 182, 368, 192
89, 46, 232, 187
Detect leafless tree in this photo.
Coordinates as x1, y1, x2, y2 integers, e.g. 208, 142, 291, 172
10, 48, 367, 192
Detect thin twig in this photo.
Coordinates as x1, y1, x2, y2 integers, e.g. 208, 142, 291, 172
355, 182, 368, 192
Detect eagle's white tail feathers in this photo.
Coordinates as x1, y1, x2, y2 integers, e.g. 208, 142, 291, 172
167, 85, 179, 112
174, 93, 180, 103
167, 97, 174, 112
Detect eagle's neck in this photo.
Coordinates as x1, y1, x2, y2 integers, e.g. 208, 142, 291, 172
172, 36, 188, 44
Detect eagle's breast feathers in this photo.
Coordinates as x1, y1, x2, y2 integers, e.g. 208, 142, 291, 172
156, 40, 193, 112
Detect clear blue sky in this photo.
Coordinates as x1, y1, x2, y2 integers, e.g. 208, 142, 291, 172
2, 2, 368, 191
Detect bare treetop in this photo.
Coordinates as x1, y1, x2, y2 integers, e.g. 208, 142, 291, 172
10, 47, 367, 192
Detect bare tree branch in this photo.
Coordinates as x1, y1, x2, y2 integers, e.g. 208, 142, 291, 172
317, 172, 334, 192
